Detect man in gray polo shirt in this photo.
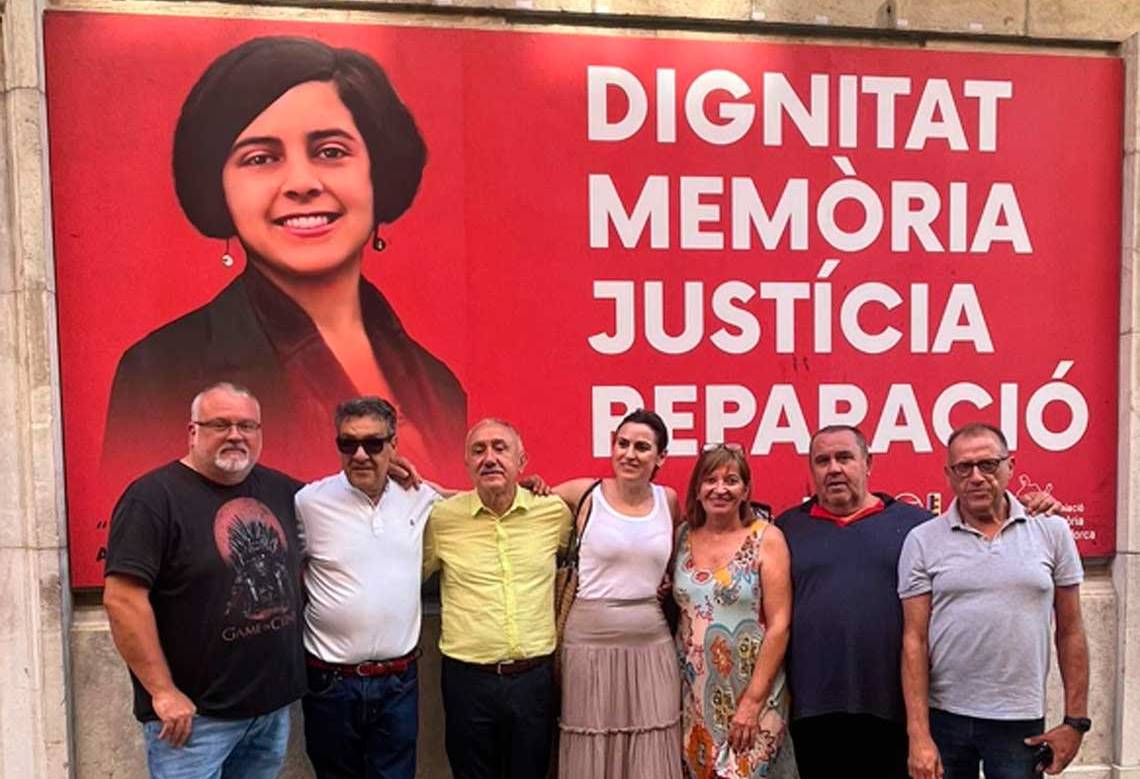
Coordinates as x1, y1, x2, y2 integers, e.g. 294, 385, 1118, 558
899, 422, 1089, 779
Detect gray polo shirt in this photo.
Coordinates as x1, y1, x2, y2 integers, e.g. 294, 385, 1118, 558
897, 492, 1082, 720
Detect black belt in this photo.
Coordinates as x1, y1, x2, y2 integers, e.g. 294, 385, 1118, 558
305, 648, 421, 677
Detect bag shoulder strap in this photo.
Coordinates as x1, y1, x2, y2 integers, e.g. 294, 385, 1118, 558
567, 479, 603, 564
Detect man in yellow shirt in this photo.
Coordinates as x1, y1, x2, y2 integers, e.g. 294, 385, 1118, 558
423, 418, 572, 778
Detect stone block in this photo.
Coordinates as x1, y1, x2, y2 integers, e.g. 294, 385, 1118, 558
1123, 151, 1139, 257
1114, 553, 1140, 766
1120, 339, 1140, 557
0, 293, 24, 550
417, 613, 450, 778
1119, 145, 1140, 558
351, 0, 593, 12
1063, 768, 1112, 779
21, 286, 57, 396
0, 547, 69, 778
0, 287, 64, 551
436, 0, 594, 12
892, 0, 1025, 35
5, 86, 54, 294
746, 0, 891, 28
593, 0, 749, 21
1028, 0, 1140, 42
1046, 571, 1116, 767
70, 607, 147, 779
0, 552, 38, 775
38, 586, 71, 777
27, 294, 66, 552
1120, 327, 1140, 557
1125, 37, 1140, 156
0, 93, 12, 298
2, 0, 45, 91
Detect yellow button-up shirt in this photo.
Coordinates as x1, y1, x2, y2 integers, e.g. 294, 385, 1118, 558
423, 487, 572, 664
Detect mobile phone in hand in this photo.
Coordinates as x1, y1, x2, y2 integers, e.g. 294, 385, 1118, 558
1033, 743, 1054, 774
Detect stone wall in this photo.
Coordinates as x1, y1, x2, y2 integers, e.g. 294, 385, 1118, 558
0, 0, 71, 775
2, 0, 1140, 776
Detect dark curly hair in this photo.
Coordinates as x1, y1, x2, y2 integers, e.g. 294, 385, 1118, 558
173, 36, 426, 238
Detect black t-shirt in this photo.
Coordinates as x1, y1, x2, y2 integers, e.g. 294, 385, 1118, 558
105, 461, 306, 722
775, 494, 931, 723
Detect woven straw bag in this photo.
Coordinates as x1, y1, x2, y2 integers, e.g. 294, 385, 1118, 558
552, 479, 601, 679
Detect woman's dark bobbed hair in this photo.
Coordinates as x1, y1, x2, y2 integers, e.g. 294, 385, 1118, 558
173, 36, 427, 239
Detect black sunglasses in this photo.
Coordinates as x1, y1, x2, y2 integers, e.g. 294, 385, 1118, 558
335, 434, 394, 455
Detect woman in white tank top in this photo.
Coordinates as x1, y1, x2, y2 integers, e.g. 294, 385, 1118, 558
549, 409, 683, 779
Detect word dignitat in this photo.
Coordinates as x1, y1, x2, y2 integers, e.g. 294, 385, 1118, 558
103, 382, 305, 779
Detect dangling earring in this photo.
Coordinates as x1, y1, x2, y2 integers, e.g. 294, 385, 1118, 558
372, 228, 386, 252
221, 237, 235, 268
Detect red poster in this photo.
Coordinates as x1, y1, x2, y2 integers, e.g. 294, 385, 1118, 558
45, 11, 1122, 586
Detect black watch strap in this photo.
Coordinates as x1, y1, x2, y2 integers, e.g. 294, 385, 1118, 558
1063, 715, 1092, 733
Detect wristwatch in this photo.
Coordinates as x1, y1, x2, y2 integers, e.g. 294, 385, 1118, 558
1063, 715, 1092, 733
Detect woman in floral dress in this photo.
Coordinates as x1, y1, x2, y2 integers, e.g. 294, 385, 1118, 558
673, 445, 794, 779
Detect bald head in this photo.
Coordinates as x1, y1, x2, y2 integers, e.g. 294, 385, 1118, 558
465, 418, 524, 453
464, 418, 527, 508
190, 381, 258, 421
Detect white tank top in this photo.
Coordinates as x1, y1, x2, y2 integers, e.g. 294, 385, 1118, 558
577, 483, 673, 600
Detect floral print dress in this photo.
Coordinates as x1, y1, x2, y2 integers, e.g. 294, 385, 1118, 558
673, 521, 790, 779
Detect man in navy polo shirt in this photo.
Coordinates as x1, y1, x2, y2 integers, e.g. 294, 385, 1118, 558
775, 425, 930, 779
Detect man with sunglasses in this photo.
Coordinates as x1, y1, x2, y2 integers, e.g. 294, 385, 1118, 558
103, 381, 306, 779
900, 422, 1089, 779
294, 396, 439, 779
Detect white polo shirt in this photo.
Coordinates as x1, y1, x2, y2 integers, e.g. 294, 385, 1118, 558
296, 473, 438, 663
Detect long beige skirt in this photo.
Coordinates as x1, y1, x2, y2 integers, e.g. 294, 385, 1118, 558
558, 597, 683, 779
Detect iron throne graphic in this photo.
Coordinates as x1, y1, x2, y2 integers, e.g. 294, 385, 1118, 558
214, 497, 294, 622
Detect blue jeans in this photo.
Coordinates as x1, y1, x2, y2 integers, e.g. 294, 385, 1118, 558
302, 661, 418, 779
930, 708, 1046, 779
142, 705, 290, 779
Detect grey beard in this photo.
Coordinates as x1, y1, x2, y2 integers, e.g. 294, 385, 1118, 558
214, 449, 251, 474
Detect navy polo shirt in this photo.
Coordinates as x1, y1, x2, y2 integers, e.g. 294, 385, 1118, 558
776, 494, 932, 722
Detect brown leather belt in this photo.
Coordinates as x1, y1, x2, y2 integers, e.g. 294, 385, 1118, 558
461, 654, 553, 676
305, 648, 421, 677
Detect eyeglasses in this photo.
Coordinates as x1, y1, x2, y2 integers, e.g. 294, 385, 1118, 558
193, 418, 261, 434
948, 456, 1009, 478
703, 442, 745, 452
336, 434, 394, 455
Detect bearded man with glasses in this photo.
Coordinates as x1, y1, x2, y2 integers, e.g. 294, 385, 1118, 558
294, 396, 440, 779
899, 422, 1090, 779
103, 381, 306, 779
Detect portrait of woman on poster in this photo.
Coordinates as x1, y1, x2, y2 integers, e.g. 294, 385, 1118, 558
102, 36, 466, 482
